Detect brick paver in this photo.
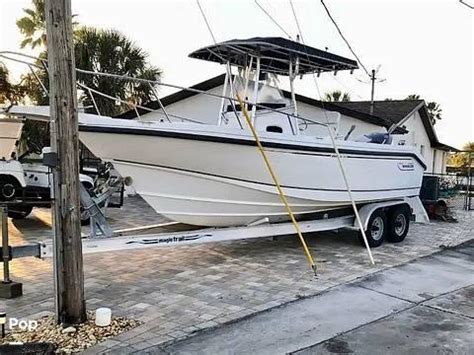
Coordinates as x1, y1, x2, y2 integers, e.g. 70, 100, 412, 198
0, 196, 472, 353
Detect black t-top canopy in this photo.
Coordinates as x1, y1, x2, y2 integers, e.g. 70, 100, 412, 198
189, 37, 358, 76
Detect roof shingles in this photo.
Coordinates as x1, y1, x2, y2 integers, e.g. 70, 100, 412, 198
328, 100, 424, 125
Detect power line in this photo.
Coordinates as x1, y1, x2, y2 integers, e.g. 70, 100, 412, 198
288, 0, 363, 99
289, 0, 334, 107
459, 0, 474, 9
254, 0, 293, 38
319, 0, 371, 78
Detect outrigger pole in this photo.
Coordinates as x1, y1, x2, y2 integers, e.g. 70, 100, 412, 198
236, 94, 318, 273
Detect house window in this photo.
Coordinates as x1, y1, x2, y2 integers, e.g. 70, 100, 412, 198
420, 145, 425, 157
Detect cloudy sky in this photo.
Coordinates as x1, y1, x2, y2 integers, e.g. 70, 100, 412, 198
1, 0, 472, 148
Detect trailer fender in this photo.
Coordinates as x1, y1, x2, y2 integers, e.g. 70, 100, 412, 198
355, 200, 409, 230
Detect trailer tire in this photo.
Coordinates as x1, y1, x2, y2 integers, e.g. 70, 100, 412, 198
387, 205, 410, 243
8, 206, 33, 219
80, 203, 91, 226
359, 209, 387, 248
79, 181, 94, 226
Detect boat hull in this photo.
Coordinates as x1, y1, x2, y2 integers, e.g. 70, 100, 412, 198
79, 124, 424, 227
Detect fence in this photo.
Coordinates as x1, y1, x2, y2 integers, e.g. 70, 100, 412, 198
422, 172, 473, 211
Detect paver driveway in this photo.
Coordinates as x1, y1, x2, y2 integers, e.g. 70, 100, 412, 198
0, 196, 472, 352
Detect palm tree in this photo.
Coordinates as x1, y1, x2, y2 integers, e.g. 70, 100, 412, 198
323, 90, 351, 102
74, 27, 162, 116
0, 61, 48, 149
15, 1, 162, 147
405, 94, 442, 125
0, 63, 12, 104
447, 142, 474, 168
16, 0, 46, 49
464, 142, 474, 152
0, 62, 27, 104
16, 0, 77, 49
16, 1, 161, 117
425, 101, 442, 125
405, 94, 421, 100
20, 28, 162, 117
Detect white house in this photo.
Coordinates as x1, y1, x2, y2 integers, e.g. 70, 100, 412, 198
117, 74, 457, 174
319, 100, 457, 174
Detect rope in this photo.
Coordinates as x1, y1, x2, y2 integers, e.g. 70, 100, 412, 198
236, 93, 317, 274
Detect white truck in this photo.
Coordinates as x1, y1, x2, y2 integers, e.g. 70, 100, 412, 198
0, 152, 94, 220
0, 118, 94, 220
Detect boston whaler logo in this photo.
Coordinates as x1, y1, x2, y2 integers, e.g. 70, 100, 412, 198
398, 162, 415, 171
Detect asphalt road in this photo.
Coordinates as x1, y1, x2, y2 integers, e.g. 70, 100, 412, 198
148, 241, 474, 355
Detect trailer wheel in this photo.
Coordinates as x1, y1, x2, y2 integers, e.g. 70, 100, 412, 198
80, 181, 94, 225
387, 205, 410, 243
8, 206, 33, 219
359, 209, 387, 248
80, 203, 91, 226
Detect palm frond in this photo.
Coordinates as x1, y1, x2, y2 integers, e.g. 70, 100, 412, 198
74, 26, 161, 116
20, 38, 32, 49
16, 17, 37, 35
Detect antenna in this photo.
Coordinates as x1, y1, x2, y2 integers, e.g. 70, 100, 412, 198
356, 65, 386, 115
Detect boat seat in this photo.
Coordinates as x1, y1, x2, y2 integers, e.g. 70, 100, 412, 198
354, 132, 393, 144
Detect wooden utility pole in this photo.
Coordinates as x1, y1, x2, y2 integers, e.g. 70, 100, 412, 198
45, 0, 86, 325
369, 69, 376, 116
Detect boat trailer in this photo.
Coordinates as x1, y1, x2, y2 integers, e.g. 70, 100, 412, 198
0, 196, 428, 297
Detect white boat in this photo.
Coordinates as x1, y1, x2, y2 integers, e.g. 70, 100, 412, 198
77, 117, 424, 227
78, 38, 425, 226
5, 38, 426, 227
